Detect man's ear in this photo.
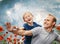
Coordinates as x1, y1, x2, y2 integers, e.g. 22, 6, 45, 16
53, 22, 56, 27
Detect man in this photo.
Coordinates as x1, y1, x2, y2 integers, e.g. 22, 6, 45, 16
6, 14, 60, 44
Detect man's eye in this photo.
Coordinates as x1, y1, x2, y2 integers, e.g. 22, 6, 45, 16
44, 19, 46, 21
47, 20, 49, 21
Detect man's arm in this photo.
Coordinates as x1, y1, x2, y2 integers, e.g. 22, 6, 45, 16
18, 27, 41, 36
55, 33, 60, 42
10, 27, 41, 36
17, 29, 33, 36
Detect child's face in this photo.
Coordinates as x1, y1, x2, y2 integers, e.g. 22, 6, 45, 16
23, 13, 33, 23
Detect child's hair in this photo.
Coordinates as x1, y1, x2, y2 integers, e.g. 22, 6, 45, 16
23, 12, 33, 20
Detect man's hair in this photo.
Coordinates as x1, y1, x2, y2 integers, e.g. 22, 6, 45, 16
48, 14, 57, 28
48, 14, 57, 22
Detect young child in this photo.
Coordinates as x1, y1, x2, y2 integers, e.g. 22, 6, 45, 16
5, 12, 41, 44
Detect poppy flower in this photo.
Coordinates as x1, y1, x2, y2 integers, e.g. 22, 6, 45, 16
7, 37, 11, 42
13, 38, 17, 42
3, 34, 6, 37
0, 35, 4, 41
56, 24, 60, 30
8, 42, 13, 44
0, 26, 4, 32
18, 42, 20, 44
14, 34, 17, 37
17, 39, 20, 41
13, 41, 16, 44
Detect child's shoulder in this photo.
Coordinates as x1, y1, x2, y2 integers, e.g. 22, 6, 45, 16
33, 22, 42, 27
23, 23, 28, 27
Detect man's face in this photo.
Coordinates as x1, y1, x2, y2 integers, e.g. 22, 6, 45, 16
23, 13, 33, 23
43, 16, 55, 28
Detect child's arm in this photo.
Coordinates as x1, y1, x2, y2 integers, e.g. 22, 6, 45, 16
5, 22, 33, 36
5, 22, 12, 32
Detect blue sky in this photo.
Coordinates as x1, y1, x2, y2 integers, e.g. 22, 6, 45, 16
0, 0, 60, 27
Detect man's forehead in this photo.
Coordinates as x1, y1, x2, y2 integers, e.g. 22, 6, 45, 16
45, 16, 53, 20
47, 16, 53, 18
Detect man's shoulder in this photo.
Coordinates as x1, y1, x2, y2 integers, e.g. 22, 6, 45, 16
32, 26, 43, 31
51, 30, 59, 37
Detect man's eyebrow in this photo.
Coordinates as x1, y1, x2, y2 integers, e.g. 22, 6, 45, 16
44, 19, 46, 20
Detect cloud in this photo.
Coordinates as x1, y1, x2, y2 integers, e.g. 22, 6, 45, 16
0, 0, 3, 2
56, 0, 60, 2
13, 3, 23, 11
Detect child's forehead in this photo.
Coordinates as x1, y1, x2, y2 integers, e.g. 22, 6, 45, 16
23, 12, 33, 17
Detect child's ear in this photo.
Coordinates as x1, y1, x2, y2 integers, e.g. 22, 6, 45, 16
23, 19, 26, 22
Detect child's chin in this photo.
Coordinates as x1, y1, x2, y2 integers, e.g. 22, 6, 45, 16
28, 21, 32, 22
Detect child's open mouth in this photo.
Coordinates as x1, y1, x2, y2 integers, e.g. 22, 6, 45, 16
28, 19, 31, 21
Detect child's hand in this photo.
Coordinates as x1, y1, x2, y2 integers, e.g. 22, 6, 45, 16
5, 22, 11, 28
5, 22, 12, 31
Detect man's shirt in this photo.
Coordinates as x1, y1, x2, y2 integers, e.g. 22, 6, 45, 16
31, 27, 60, 44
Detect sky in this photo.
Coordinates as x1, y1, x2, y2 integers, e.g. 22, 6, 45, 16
0, 0, 60, 27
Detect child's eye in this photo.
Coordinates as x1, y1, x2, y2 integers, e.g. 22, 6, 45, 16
28, 16, 30, 17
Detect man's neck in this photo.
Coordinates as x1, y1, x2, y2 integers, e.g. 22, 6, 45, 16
45, 27, 53, 33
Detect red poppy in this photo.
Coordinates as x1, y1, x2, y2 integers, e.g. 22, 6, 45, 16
3, 34, 6, 37
17, 39, 20, 41
0, 26, 4, 32
18, 42, 20, 44
8, 42, 13, 44
13, 41, 16, 44
0, 35, 4, 41
14, 34, 17, 37
13, 38, 17, 42
56, 24, 60, 30
7, 37, 11, 42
